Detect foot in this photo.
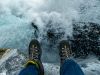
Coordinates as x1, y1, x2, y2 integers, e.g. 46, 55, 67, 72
59, 40, 72, 65
28, 39, 44, 75
29, 39, 42, 61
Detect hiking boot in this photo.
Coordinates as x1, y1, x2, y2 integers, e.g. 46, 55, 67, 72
29, 39, 42, 61
28, 39, 44, 75
59, 40, 72, 65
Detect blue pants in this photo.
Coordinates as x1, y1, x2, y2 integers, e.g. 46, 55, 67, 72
19, 59, 84, 75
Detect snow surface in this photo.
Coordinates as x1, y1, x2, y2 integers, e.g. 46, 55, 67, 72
0, 0, 100, 75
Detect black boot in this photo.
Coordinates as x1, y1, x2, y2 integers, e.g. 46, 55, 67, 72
29, 39, 42, 61
27, 39, 44, 75
59, 40, 72, 65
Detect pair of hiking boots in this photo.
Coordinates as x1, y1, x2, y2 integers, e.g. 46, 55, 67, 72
27, 39, 72, 75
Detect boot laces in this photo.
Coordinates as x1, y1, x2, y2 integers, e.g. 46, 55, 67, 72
61, 45, 70, 59
30, 46, 39, 60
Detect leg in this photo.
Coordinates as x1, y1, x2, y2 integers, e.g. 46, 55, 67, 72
60, 59, 84, 75
19, 39, 44, 75
58, 40, 84, 75
19, 63, 38, 75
